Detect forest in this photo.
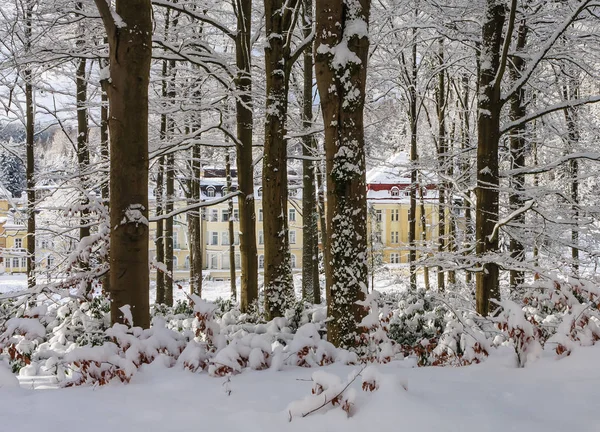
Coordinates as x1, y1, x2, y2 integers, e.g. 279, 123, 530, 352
1, 0, 600, 430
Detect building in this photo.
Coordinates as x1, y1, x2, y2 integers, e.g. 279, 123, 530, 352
366, 153, 441, 264
0, 153, 446, 280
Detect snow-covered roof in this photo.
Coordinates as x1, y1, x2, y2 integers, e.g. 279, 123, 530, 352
366, 153, 412, 185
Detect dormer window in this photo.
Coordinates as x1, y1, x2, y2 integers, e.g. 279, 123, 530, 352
257, 187, 263, 198
288, 188, 298, 197
206, 186, 215, 198
391, 187, 400, 197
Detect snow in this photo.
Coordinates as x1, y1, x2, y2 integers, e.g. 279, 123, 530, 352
1, 345, 600, 431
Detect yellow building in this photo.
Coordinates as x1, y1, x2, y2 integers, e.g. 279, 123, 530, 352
0, 200, 29, 274
366, 153, 441, 264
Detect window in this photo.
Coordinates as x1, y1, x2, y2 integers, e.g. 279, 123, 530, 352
289, 208, 296, 222
14, 238, 22, 249
391, 187, 400, 197
258, 255, 264, 269
234, 232, 240, 245
13, 257, 19, 268
222, 254, 230, 270
235, 254, 241, 269
221, 210, 229, 222
289, 230, 296, 244
21, 257, 26, 268
47, 256, 54, 267
211, 232, 219, 246
391, 231, 399, 244
390, 253, 400, 264
172, 256, 178, 269
41, 240, 48, 249
257, 188, 263, 198
210, 209, 218, 222
288, 188, 298, 197
184, 256, 190, 269
375, 210, 382, 222
209, 254, 218, 269
258, 209, 263, 221
5, 258, 9, 268
391, 209, 399, 222
221, 231, 229, 246
233, 209, 239, 221
258, 230, 264, 245
290, 253, 296, 268
374, 231, 382, 243
206, 187, 215, 198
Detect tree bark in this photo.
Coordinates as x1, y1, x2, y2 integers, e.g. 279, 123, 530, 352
435, 39, 447, 293
226, 152, 236, 300
24, 1, 35, 289
301, 0, 320, 304
315, 0, 370, 348
508, 16, 527, 289
100, 61, 110, 294
94, 0, 152, 327
475, 0, 505, 316
189, 137, 202, 297
234, 0, 258, 313
262, 0, 297, 319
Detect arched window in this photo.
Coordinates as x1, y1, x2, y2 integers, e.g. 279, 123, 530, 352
257, 188, 263, 198
391, 187, 400, 197
206, 186, 215, 198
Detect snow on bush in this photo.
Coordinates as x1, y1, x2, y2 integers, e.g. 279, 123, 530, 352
3, 275, 600, 386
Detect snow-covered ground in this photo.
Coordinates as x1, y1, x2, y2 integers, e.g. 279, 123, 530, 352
0, 273, 27, 294
2, 345, 599, 431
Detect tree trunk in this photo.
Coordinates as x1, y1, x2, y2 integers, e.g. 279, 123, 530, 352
301, 0, 320, 304
475, 0, 505, 316
435, 39, 446, 293
189, 140, 202, 297
508, 17, 527, 289
226, 152, 236, 300
156, 156, 165, 304
165, 149, 175, 307
263, 0, 297, 319
418, 182, 430, 291
100, 59, 110, 293
315, 0, 370, 348
407, 29, 418, 292
562, 77, 580, 275
234, 0, 258, 313
94, 0, 152, 327
460, 74, 473, 285
24, 2, 35, 289
76, 53, 91, 292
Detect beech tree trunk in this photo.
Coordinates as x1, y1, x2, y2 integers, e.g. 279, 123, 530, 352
460, 74, 473, 285
508, 17, 527, 289
405, 22, 418, 291
76, 53, 91, 291
100, 54, 110, 293
156, 156, 165, 304
262, 0, 297, 319
562, 77, 580, 275
189, 138, 202, 297
226, 152, 236, 300
24, 2, 35, 289
234, 0, 258, 312
435, 40, 447, 293
315, 0, 370, 348
475, 0, 505, 316
301, 0, 320, 304
94, 0, 152, 327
